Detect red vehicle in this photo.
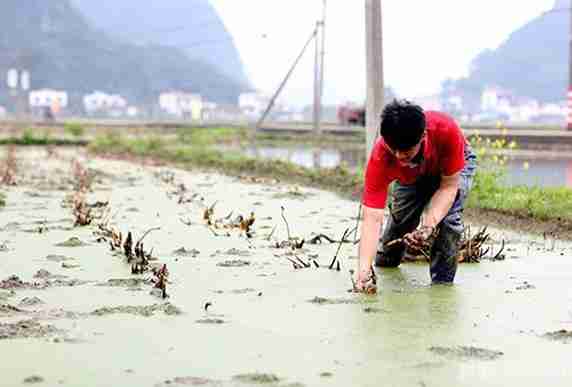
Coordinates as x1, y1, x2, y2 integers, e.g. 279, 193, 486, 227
337, 104, 365, 126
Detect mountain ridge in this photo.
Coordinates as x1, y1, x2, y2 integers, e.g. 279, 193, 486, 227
0, 0, 247, 111
446, 2, 568, 109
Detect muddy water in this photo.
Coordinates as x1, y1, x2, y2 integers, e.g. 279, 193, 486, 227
241, 144, 572, 188
1, 146, 572, 386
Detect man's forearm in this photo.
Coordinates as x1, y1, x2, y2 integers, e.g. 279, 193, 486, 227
423, 185, 458, 229
358, 214, 383, 273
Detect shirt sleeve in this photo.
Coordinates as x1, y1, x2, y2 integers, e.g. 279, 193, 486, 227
440, 116, 465, 176
362, 141, 392, 209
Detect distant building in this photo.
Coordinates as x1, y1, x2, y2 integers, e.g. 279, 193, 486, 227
480, 86, 513, 113
29, 89, 68, 112
159, 92, 203, 120
202, 103, 244, 122
83, 91, 128, 115
239, 92, 271, 118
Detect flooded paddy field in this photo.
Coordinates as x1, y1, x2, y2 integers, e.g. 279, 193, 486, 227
1, 146, 572, 386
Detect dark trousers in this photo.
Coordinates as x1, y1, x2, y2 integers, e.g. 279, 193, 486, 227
375, 145, 477, 283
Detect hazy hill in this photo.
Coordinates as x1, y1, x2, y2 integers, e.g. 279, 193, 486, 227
70, 0, 250, 87
0, 0, 247, 111
447, 1, 568, 109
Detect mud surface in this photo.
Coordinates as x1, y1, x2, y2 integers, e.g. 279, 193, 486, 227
0, 320, 61, 340
428, 346, 504, 361
1, 146, 572, 386
90, 303, 182, 317
543, 330, 572, 343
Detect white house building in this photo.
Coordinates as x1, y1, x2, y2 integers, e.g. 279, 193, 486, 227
83, 91, 128, 114
481, 86, 514, 113
29, 89, 68, 111
239, 92, 271, 118
159, 92, 203, 120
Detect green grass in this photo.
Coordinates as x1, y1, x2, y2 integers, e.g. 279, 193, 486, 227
90, 134, 363, 197
0, 192, 5, 207
174, 126, 365, 147
468, 172, 572, 221
88, 133, 572, 225
0, 127, 86, 146
176, 127, 248, 146
64, 122, 86, 138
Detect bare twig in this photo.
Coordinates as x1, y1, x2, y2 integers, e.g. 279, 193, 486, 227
492, 239, 506, 261
136, 227, 161, 245
329, 228, 350, 269
308, 234, 336, 244
294, 255, 310, 268
265, 225, 277, 241
280, 206, 291, 241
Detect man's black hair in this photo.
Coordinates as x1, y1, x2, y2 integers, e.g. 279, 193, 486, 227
379, 99, 426, 151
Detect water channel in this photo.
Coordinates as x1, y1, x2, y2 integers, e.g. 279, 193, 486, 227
241, 145, 572, 188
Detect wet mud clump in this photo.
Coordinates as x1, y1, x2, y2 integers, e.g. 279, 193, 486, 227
196, 318, 226, 325
155, 376, 222, 386
97, 278, 151, 288
543, 330, 572, 343
23, 375, 44, 384
0, 304, 27, 315
0, 275, 30, 290
55, 237, 87, 247
217, 260, 251, 268
19, 297, 45, 307
90, 303, 182, 317
172, 247, 201, 258
46, 255, 76, 262
232, 373, 281, 384
308, 296, 374, 305
33, 269, 66, 280
363, 307, 387, 314
429, 346, 504, 361
0, 319, 61, 340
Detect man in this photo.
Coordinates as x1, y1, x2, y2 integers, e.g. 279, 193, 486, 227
356, 100, 477, 291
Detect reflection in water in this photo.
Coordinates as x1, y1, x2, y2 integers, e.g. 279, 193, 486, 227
243, 145, 572, 188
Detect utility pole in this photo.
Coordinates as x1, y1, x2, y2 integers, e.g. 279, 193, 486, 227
313, 20, 321, 134
568, 0, 572, 130
256, 27, 318, 130
313, 0, 327, 135
365, 0, 384, 157
319, 0, 327, 134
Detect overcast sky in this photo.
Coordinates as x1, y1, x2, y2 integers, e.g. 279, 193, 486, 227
210, 0, 556, 107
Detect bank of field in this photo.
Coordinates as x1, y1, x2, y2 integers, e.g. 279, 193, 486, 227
83, 127, 572, 239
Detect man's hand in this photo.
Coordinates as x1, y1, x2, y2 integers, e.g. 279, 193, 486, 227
354, 266, 377, 294
404, 225, 434, 251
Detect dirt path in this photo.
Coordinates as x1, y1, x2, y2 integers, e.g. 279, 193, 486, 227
1, 146, 572, 386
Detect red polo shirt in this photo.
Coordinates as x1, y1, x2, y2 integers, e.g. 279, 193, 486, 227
362, 111, 466, 209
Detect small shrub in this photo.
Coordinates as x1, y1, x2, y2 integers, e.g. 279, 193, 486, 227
64, 122, 85, 138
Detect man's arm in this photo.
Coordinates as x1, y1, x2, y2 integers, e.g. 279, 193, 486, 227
403, 172, 460, 249
356, 205, 384, 288
423, 172, 461, 229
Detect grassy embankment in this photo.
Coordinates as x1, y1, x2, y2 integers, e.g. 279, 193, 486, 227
4, 124, 572, 234
0, 125, 87, 146
87, 126, 572, 235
